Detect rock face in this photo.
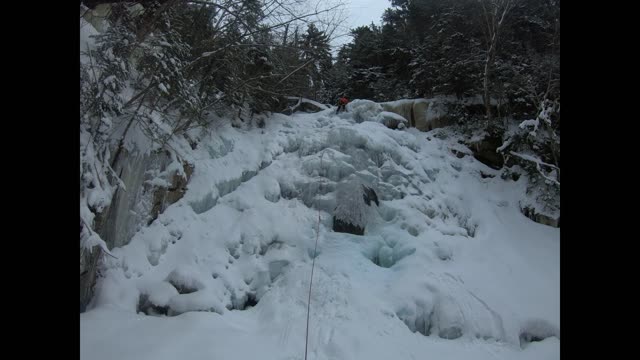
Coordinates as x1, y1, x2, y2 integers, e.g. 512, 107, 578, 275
80, 245, 102, 313
361, 185, 379, 206
80, 148, 194, 312
467, 135, 504, 170
148, 160, 194, 226
92, 149, 192, 249
381, 99, 425, 130
333, 217, 365, 235
381, 96, 500, 132
381, 100, 416, 126
333, 182, 379, 235
381, 98, 454, 132
521, 207, 560, 228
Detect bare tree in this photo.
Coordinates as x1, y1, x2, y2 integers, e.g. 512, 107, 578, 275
479, 0, 517, 120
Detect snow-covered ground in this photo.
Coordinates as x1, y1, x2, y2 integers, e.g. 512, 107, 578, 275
80, 106, 559, 360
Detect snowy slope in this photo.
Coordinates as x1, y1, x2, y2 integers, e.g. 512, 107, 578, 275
81, 107, 559, 360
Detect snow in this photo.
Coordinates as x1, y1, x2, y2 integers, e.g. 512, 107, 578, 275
333, 180, 372, 228
379, 111, 409, 123
382, 98, 428, 108
158, 83, 169, 94
301, 98, 329, 110
426, 98, 448, 122
347, 99, 409, 129
286, 96, 329, 110
497, 138, 513, 153
81, 106, 559, 359
509, 152, 558, 171
509, 152, 560, 187
80, 122, 118, 234
80, 231, 111, 255
424, 94, 499, 106
347, 99, 383, 122
137, 280, 179, 308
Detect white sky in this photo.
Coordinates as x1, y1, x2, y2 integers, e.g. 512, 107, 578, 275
330, 0, 392, 50
347, 0, 391, 28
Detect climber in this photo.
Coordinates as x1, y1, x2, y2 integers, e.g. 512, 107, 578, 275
335, 95, 349, 114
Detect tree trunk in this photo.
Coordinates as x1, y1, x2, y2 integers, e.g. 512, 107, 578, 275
483, 58, 492, 120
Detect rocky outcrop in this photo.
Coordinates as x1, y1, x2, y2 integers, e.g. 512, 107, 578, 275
333, 183, 379, 236
381, 96, 500, 132
147, 159, 194, 226
80, 148, 194, 312
521, 206, 560, 228
467, 135, 504, 170
80, 245, 102, 313
381, 98, 455, 132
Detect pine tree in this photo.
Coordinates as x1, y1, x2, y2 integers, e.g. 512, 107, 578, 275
301, 23, 332, 99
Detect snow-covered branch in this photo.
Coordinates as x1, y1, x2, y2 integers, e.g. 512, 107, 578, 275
509, 151, 560, 186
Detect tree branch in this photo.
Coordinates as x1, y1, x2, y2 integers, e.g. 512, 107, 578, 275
509, 151, 560, 186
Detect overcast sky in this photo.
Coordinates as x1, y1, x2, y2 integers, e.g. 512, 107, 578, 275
347, 0, 391, 28
331, 0, 392, 49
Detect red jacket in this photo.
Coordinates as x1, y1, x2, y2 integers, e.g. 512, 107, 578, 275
339, 97, 348, 105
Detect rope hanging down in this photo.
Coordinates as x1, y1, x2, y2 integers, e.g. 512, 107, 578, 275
304, 150, 325, 360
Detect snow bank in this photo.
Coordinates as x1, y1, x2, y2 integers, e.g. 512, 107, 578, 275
347, 99, 409, 129
347, 99, 384, 122
81, 104, 559, 360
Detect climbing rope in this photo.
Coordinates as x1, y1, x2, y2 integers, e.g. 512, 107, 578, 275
304, 150, 325, 360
